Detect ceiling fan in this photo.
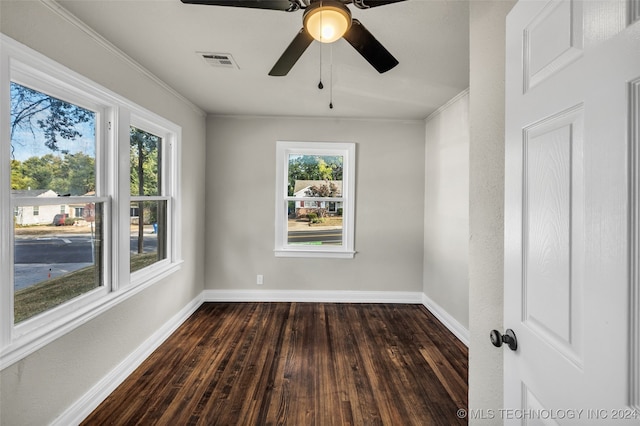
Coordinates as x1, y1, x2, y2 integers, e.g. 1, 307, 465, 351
180, 0, 406, 76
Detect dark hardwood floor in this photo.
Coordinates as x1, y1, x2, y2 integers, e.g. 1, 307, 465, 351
82, 303, 468, 425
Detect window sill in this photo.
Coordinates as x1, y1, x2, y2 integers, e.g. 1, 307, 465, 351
0, 260, 183, 371
274, 249, 355, 259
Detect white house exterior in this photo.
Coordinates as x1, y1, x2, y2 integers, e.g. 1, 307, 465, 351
12, 189, 70, 226
292, 180, 343, 218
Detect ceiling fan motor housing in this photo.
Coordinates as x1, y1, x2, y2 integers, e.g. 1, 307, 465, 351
179, 0, 401, 75
303, 0, 352, 43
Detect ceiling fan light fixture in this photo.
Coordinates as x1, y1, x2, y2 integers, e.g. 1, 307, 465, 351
303, 1, 352, 43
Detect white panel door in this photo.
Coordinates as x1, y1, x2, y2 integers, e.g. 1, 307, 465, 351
505, 0, 640, 423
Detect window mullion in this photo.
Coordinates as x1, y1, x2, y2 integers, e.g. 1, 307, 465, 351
286, 197, 345, 203
113, 107, 131, 291
12, 196, 109, 207
130, 195, 170, 202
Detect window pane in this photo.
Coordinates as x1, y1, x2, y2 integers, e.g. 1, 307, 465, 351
13, 202, 104, 323
287, 154, 343, 197
130, 200, 167, 272
287, 201, 343, 246
130, 127, 161, 196
10, 82, 96, 196
10, 82, 100, 323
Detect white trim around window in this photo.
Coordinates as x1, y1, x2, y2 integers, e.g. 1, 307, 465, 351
274, 141, 356, 258
0, 34, 182, 369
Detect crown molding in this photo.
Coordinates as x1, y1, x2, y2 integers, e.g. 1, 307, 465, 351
40, 0, 205, 117
425, 88, 469, 123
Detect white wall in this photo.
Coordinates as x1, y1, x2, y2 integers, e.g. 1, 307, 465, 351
423, 90, 470, 330
205, 116, 426, 294
0, 2, 207, 425
468, 0, 516, 422
0, 1, 513, 423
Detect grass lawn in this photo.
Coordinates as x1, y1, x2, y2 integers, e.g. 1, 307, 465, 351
14, 265, 99, 323
15, 252, 159, 323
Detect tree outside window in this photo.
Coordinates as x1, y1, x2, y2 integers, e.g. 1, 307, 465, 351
130, 126, 166, 272
9, 81, 102, 323
275, 142, 356, 258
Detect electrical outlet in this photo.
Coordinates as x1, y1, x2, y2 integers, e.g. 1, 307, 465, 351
257, 274, 264, 285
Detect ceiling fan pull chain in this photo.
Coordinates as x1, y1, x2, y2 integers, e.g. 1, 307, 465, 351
318, 40, 324, 89
329, 43, 334, 109
318, 1, 325, 89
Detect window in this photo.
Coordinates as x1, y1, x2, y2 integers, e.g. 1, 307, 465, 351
9, 81, 103, 324
1, 34, 181, 368
274, 141, 356, 258
129, 125, 168, 273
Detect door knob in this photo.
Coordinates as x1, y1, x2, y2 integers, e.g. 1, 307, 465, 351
490, 329, 518, 351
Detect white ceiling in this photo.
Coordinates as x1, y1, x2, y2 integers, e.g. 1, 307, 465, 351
58, 0, 469, 120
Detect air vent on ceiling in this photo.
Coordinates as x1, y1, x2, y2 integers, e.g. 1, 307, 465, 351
197, 52, 239, 69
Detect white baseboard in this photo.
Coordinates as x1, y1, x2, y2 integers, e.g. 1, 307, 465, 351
421, 293, 469, 347
52, 293, 204, 426
203, 289, 423, 304
56, 289, 466, 425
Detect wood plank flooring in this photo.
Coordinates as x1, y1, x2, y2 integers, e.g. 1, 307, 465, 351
82, 303, 468, 425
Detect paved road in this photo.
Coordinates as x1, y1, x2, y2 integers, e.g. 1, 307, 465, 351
287, 229, 342, 245
15, 235, 158, 263
14, 234, 158, 290
16, 236, 96, 263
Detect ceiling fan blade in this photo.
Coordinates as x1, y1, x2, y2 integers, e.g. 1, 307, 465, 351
180, 0, 300, 11
342, 19, 398, 73
269, 28, 314, 76
349, 0, 407, 9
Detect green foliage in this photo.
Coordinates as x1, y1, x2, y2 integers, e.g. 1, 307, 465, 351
306, 212, 326, 224
307, 213, 325, 224
10, 159, 36, 190
10, 152, 95, 195
130, 127, 160, 196
287, 155, 342, 196
305, 181, 339, 198
20, 155, 56, 189
304, 182, 339, 218
130, 127, 161, 254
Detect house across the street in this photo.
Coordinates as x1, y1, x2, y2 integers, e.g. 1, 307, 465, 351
12, 189, 83, 226
292, 180, 343, 218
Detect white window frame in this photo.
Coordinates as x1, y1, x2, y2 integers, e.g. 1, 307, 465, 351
127, 114, 179, 287
0, 34, 182, 369
274, 141, 356, 258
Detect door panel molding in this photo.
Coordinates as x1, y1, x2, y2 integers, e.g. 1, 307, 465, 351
522, 105, 584, 369
523, 0, 583, 92
522, 382, 560, 425
506, 0, 640, 417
